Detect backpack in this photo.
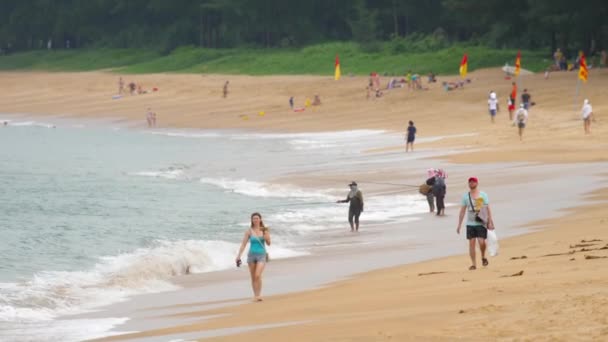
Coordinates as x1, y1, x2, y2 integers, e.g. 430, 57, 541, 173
432, 177, 446, 196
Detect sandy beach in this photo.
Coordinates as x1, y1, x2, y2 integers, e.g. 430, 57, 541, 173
2, 67, 607, 341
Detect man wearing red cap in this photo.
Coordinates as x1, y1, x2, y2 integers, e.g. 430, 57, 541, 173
457, 177, 495, 270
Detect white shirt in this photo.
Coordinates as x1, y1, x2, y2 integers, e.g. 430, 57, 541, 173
513, 108, 528, 124
582, 104, 593, 119
488, 98, 498, 110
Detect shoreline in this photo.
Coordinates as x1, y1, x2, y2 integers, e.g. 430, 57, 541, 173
2, 68, 607, 341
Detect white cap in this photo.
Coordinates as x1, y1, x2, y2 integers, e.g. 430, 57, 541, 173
584, 99, 589, 105
520, 103, 524, 108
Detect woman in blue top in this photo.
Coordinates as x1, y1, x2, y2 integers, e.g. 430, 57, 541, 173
236, 212, 271, 301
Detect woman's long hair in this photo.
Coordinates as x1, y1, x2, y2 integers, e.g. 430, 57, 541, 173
250, 212, 266, 229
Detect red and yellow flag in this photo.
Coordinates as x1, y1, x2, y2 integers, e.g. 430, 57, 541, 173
334, 55, 341, 81
459, 54, 468, 78
578, 53, 588, 82
514, 51, 521, 76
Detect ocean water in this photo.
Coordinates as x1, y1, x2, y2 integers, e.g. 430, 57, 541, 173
0, 118, 430, 341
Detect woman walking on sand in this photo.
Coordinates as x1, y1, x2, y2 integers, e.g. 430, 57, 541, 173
236, 212, 271, 302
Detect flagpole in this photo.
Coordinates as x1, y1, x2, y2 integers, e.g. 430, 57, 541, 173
573, 78, 581, 113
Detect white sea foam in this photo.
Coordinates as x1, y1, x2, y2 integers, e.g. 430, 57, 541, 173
6, 120, 56, 128
0, 317, 131, 342
129, 169, 186, 180
0, 239, 304, 324
199, 177, 337, 200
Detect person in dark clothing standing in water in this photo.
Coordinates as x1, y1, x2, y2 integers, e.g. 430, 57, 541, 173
432, 169, 447, 216
405, 121, 417, 152
337, 181, 364, 232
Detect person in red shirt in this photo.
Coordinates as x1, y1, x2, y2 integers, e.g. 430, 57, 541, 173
510, 82, 517, 105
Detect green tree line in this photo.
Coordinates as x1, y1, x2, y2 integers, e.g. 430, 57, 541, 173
1, 0, 606, 56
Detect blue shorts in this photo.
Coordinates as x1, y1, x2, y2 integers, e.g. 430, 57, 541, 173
247, 253, 266, 264
489, 109, 497, 116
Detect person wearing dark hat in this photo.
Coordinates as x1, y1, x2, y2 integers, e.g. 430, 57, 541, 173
337, 181, 364, 232
457, 177, 495, 270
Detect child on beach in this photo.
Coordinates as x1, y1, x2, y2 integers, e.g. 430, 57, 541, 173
236, 212, 271, 302
223, 81, 229, 98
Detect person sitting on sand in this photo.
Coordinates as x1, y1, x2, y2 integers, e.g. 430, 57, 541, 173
289, 96, 294, 109
137, 84, 144, 95
235, 212, 271, 302
337, 182, 364, 232
313, 95, 321, 106
457, 177, 495, 270
428, 72, 437, 83
128, 82, 136, 95
375, 89, 384, 98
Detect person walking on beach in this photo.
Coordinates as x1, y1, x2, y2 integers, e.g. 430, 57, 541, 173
510, 82, 517, 107
513, 104, 528, 141
289, 96, 294, 109
521, 89, 531, 110
146, 108, 156, 128
236, 212, 271, 302
223, 81, 229, 98
582, 99, 594, 134
118, 77, 124, 95
507, 97, 515, 121
432, 169, 447, 216
488, 92, 499, 123
457, 177, 494, 270
337, 182, 364, 232
405, 121, 416, 152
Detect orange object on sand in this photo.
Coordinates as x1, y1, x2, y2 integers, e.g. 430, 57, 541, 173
293, 107, 306, 112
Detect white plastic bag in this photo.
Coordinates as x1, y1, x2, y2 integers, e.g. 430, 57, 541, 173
487, 229, 499, 257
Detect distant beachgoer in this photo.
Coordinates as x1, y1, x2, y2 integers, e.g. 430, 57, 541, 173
544, 68, 550, 79
375, 89, 383, 98
457, 177, 494, 270
3, 121, 7, 126
223, 81, 229, 98
313, 95, 321, 106
336, 181, 364, 232
118, 77, 124, 95
510, 82, 517, 105
305, 98, 312, 107
507, 98, 515, 121
137, 84, 144, 95
432, 170, 447, 216
601, 50, 607, 69
146, 108, 156, 128
128, 82, 136, 95
554, 48, 563, 68
513, 104, 528, 141
235, 212, 271, 302
488, 92, 499, 123
289, 96, 294, 109
366, 86, 371, 100
582, 99, 594, 134
428, 72, 437, 83
521, 89, 531, 110
422, 177, 436, 213
405, 120, 416, 152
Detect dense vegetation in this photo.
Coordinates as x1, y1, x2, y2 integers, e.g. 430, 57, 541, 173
0, 43, 550, 75
1, 0, 606, 56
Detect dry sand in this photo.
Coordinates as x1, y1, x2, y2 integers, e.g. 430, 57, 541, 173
3, 67, 607, 341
